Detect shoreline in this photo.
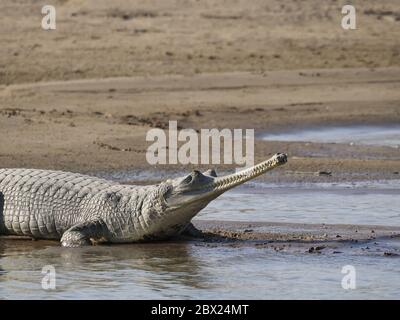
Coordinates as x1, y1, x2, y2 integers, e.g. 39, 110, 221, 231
1, 68, 399, 183
1, 220, 399, 256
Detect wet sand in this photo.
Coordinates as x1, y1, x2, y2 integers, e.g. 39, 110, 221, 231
193, 220, 400, 256
1, 219, 399, 257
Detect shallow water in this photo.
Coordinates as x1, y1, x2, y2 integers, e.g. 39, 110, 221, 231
262, 125, 400, 148
198, 180, 400, 226
0, 239, 399, 300
0, 179, 399, 299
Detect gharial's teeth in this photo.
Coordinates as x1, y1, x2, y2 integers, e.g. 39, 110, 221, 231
211, 154, 287, 191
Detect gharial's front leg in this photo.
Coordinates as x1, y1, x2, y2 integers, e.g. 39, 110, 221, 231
60, 219, 110, 247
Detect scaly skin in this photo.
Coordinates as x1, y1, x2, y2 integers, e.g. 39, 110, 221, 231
0, 153, 287, 247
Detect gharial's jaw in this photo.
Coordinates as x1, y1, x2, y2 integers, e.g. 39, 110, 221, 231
165, 153, 288, 208
209, 152, 287, 193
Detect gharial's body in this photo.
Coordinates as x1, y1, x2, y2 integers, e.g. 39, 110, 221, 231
0, 153, 287, 247
0, 169, 175, 246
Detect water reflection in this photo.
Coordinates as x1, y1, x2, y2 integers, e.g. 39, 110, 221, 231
0, 234, 399, 299
0, 239, 209, 296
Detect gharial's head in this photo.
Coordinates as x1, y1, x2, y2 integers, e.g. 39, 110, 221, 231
159, 153, 288, 221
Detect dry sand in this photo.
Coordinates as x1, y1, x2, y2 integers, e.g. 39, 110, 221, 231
0, 2, 398, 182
1, 0, 400, 84
1, 0, 399, 182
1, 67, 399, 182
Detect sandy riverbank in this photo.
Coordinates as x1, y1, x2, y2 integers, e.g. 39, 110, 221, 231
1, 68, 399, 182
0, 0, 399, 181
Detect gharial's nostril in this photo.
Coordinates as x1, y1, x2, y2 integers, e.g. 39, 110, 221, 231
279, 153, 288, 162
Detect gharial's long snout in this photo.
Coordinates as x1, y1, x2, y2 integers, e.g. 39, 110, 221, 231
210, 153, 287, 192
164, 153, 287, 211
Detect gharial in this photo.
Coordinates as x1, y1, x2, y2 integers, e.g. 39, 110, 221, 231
0, 153, 287, 247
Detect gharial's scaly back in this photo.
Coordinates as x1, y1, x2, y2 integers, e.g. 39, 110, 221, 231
0, 169, 118, 238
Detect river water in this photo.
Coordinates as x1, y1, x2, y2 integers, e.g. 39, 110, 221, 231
1, 180, 399, 299
198, 180, 400, 226
261, 125, 400, 148
0, 238, 399, 299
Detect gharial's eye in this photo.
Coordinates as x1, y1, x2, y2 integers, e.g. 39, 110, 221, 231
182, 175, 193, 184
